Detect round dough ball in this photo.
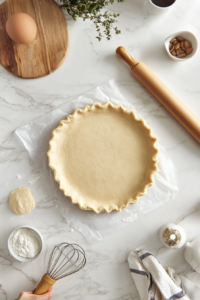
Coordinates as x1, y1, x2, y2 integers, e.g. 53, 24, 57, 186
9, 187, 35, 215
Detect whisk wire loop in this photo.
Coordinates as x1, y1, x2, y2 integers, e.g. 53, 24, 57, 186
47, 243, 86, 280
51, 246, 77, 279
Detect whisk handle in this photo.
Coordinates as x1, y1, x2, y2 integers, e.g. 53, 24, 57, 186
34, 273, 56, 295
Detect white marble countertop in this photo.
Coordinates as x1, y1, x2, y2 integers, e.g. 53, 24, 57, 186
0, 0, 200, 299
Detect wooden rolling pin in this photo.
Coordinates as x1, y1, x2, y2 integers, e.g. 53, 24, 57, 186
116, 46, 200, 143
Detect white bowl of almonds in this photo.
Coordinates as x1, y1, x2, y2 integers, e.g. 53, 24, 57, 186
165, 31, 198, 61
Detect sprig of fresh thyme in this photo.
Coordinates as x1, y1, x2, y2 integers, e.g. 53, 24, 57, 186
59, 0, 124, 41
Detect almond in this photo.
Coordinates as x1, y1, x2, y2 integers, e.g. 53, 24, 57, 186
184, 40, 190, 49
186, 48, 193, 54
176, 36, 184, 42
177, 53, 186, 58
171, 38, 177, 44
174, 43, 180, 50
168, 37, 193, 58
177, 49, 185, 55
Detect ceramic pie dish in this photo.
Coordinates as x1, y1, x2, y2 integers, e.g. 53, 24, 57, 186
47, 102, 158, 213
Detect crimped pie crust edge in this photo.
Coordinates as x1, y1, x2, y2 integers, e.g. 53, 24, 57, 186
47, 102, 159, 213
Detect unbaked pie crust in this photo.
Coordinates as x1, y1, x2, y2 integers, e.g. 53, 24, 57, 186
47, 102, 158, 213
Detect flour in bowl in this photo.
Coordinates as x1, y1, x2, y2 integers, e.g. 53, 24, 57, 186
12, 228, 41, 258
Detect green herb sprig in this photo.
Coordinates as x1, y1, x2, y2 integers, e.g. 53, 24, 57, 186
59, 0, 124, 41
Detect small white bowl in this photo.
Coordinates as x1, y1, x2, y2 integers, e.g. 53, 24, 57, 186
165, 31, 198, 61
148, 0, 177, 14
8, 225, 43, 263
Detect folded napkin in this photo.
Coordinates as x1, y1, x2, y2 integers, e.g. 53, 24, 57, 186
128, 249, 200, 300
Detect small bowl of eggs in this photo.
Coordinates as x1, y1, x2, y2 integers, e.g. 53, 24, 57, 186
6, 13, 37, 44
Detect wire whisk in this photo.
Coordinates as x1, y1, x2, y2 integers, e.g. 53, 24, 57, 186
34, 242, 86, 295
48, 243, 86, 280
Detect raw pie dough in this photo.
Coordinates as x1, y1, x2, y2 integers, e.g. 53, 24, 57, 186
48, 102, 158, 213
9, 187, 35, 215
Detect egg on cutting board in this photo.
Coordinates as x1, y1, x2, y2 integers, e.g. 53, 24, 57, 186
6, 13, 37, 44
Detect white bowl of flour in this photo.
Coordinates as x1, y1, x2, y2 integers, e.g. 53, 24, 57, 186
8, 225, 43, 262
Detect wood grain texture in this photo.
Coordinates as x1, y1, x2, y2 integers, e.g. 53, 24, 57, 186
116, 46, 200, 143
0, 0, 69, 79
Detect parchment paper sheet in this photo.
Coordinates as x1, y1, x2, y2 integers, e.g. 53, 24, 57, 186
15, 80, 178, 242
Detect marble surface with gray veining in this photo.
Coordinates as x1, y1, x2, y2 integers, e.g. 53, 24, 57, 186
0, 0, 200, 299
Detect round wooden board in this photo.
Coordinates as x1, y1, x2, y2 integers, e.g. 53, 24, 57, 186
0, 0, 69, 79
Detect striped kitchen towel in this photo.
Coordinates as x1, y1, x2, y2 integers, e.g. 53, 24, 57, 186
128, 249, 190, 300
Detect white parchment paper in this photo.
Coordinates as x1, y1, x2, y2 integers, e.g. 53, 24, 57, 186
15, 80, 178, 242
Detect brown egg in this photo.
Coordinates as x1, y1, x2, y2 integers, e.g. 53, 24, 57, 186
6, 13, 37, 44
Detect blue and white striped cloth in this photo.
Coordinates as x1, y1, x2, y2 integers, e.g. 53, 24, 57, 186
128, 249, 200, 300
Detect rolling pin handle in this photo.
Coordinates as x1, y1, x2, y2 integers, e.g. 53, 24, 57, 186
116, 46, 139, 70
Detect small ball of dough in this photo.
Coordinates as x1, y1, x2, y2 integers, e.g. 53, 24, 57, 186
9, 187, 35, 215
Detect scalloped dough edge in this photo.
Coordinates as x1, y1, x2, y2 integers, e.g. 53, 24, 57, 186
47, 102, 159, 213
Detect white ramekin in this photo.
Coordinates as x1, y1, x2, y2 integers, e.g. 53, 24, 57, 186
147, 0, 177, 14
165, 31, 198, 61
8, 225, 43, 263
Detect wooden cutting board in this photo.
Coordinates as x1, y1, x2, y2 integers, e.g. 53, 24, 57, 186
0, 0, 69, 79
